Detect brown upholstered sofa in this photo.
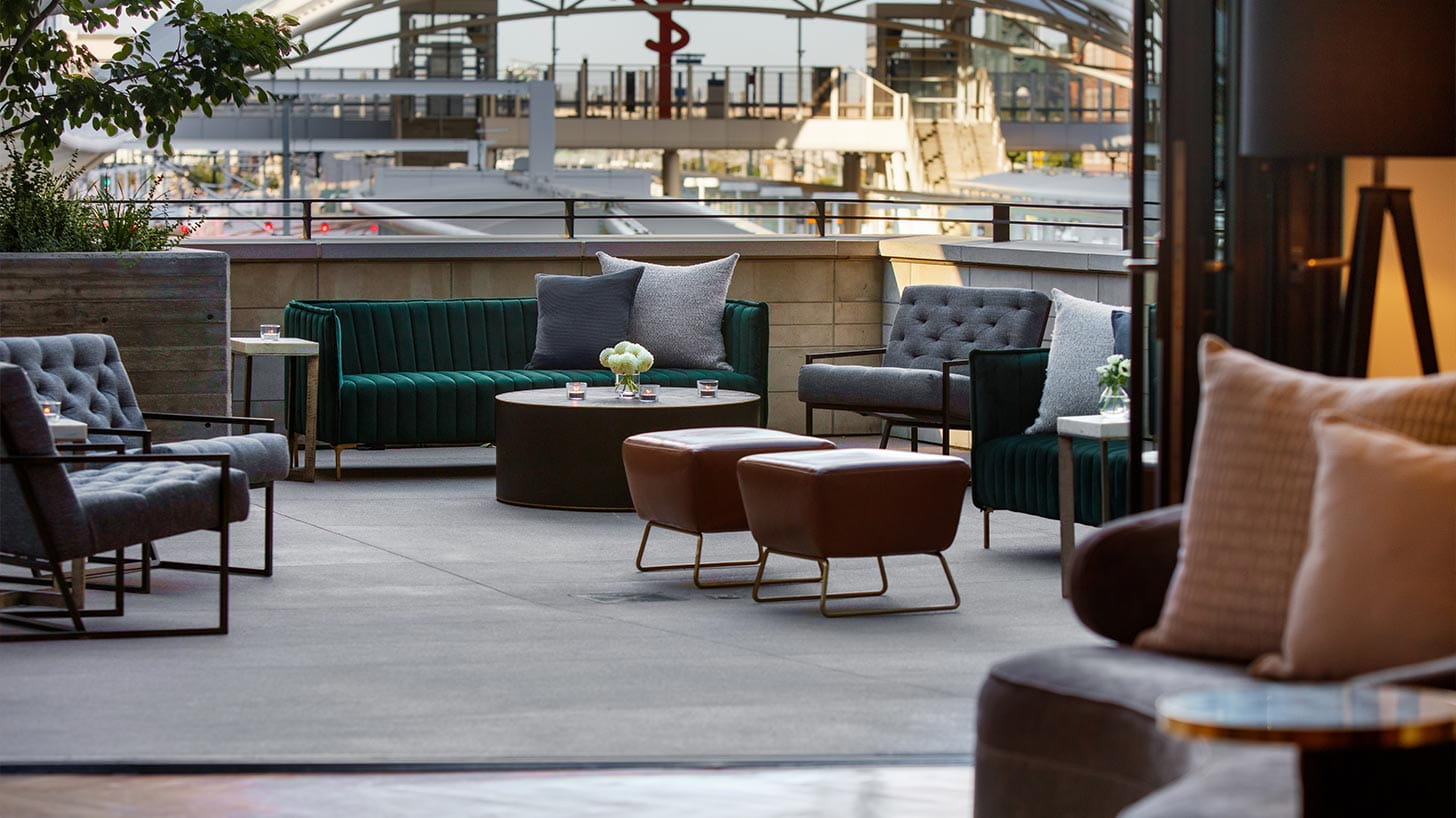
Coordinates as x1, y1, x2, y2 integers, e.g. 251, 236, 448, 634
974, 506, 1456, 818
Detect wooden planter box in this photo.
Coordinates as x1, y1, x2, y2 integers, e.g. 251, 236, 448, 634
0, 249, 230, 441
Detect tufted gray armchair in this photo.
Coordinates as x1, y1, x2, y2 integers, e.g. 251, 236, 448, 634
0, 334, 289, 584
1, 363, 246, 640
797, 285, 1051, 454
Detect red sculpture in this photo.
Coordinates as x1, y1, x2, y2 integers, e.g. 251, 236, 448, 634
632, 0, 690, 119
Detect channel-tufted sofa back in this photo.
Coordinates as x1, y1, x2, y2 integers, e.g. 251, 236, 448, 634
0, 335, 145, 440
883, 285, 1052, 372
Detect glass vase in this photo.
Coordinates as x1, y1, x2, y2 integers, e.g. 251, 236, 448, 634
614, 372, 640, 399
1098, 385, 1130, 418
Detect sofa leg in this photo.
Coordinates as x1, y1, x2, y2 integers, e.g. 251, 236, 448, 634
332, 444, 357, 481
878, 422, 892, 449
983, 508, 991, 549
805, 404, 814, 438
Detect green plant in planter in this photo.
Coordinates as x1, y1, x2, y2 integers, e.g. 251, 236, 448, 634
0, 1, 303, 161
0, 150, 93, 252
0, 147, 196, 252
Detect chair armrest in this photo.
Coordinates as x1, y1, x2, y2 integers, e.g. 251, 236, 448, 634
285, 300, 343, 440
142, 411, 276, 433
804, 347, 888, 364
1067, 504, 1183, 645
2, 452, 229, 467
88, 426, 153, 452
56, 443, 127, 454
1349, 655, 1456, 691
968, 348, 1049, 445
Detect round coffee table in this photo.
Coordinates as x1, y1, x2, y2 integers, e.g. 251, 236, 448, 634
1158, 684, 1456, 817
494, 386, 761, 511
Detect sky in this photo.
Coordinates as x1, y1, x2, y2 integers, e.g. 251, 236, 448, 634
300, 7, 871, 72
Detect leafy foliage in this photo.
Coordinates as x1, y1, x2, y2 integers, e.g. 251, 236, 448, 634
0, 147, 193, 252
0, 149, 93, 251
0, 1, 303, 161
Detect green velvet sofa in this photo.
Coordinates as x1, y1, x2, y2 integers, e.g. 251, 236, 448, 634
283, 298, 769, 474
969, 347, 1129, 540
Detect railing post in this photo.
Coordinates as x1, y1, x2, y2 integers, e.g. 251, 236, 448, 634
302, 200, 312, 240
564, 199, 576, 238
1121, 207, 1132, 251
991, 203, 1011, 242
815, 199, 828, 237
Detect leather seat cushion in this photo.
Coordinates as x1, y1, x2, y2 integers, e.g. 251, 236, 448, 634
69, 461, 251, 551
974, 646, 1253, 818
737, 449, 970, 559
798, 363, 971, 420
150, 433, 290, 484
623, 427, 834, 533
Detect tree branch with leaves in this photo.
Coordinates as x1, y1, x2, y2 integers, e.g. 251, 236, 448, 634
0, 0, 304, 159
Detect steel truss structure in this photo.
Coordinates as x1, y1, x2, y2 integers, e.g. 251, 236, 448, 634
255, 1, 1132, 83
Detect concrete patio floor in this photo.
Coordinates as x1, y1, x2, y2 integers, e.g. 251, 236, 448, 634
0, 438, 1097, 768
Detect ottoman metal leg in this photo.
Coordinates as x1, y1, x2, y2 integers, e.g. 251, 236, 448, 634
752, 551, 962, 617
635, 522, 818, 589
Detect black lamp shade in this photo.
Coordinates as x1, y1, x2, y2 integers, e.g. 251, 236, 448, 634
1240, 0, 1456, 157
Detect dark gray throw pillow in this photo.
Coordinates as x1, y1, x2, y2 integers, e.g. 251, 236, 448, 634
528, 266, 644, 369
1111, 309, 1132, 359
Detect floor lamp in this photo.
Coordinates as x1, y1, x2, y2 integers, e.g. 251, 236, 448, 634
1240, 0, 1453, 376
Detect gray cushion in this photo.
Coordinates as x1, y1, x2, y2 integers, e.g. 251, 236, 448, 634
70, 460, 250, 551
528, 266, 644, 369
798, 364, 970, 420
597, 251, 738, 370
150, 434, 291, 484
0, 334, 145, 437
0, 363, 92, 562
974, 645, 1253, 818
884, 285, 1051, 370
1027, 289, 1129, 433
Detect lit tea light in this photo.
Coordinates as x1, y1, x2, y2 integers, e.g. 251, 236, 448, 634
260, 323, 282, 341
697, 379, 719, 398
638, 383, 659, 402
566, 381, 588, 400
38, 399, 60, 420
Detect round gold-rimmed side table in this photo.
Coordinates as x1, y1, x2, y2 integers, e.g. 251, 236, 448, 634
1158, 684, 1456, 816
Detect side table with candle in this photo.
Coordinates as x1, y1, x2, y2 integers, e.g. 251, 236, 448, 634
229, 336, 320, 482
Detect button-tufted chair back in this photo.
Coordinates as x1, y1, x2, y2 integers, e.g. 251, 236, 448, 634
883, 286, 1052, 372
0, 363, 92, 562
0, 334, 144, 445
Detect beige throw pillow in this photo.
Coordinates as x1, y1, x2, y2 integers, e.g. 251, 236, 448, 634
1135, 336, 1456, 661
1251, 415, 1456, 680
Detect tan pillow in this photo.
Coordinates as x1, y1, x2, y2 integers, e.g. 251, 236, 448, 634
1135, 336, 1456, 661
1251, 415, 1456, 680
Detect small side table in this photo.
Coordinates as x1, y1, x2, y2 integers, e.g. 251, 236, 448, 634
46, 417, 88, 443
1055, 414, 1127, 597
230, 337, 320, 482
1158, 684, 1456, 817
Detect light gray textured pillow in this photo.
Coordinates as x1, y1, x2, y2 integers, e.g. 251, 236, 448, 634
597, 251, 738, 370
1026, 288, 1128, 433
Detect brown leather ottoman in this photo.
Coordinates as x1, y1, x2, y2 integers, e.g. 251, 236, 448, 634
622, 427, 835, 587
736, 449, 971, 616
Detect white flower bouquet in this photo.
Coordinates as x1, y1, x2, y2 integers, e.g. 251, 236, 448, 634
600, 341, 654, 398
1095, 354, 1131, 391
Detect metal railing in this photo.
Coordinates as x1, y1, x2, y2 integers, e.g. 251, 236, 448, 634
144, 196, 1141, 248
